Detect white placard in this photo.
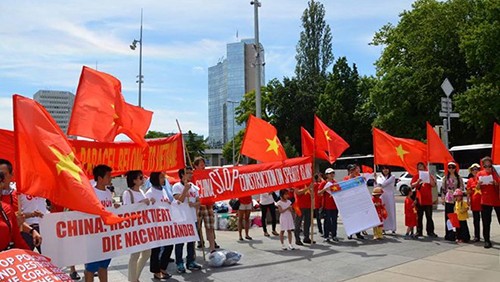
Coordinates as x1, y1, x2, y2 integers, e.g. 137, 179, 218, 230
329, 177, 381, 236
363, 173, 375, 180
40, 202, 198, 267
479, 175, 494, 185
419, 171, 430, 184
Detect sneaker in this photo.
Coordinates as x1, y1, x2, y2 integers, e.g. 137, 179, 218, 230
323, 238, 331, 243
282, 244, 287, 250
70, 272, 80, 281
331, 237, 339, 242
296, 241, 304, 246
176, 263, 186, 274
215, 242, 221, 249
356, 234, 365, 240
348, 235, 353, 240
187, 262, 202, 271
287, 244, 295, 250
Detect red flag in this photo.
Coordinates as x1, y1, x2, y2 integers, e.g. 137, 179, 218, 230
67, 66, 152, 146
301, 127, 329, 160
0, 129, 15, 164
362, 165, 373, 174
373, 128, 427, 175
13, 95, 123, 225
240, 115, 287, 162
493, 123, 500, 164
314, 116, 350, 164
426, 122, 457, 170
292, 200, 302, 217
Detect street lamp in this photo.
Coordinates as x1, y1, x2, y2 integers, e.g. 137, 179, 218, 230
227, 100, 239, 164
130, 9, 144, 107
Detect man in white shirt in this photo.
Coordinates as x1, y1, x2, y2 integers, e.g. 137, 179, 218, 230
172, 167, 202, 273
84, 165, 115, 282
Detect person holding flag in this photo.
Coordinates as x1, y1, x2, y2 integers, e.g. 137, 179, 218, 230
466, 163, 482, 242
294, 183, 314, 245
376, 166, 397, 234
411, 162, 438, 238
318, 168, 340, 242
476, 156, 500, 249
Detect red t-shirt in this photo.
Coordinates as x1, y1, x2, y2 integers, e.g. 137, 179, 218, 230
1, 189, 18, 211
466, 177, 482, 211
238, 196, 252, 205
404, 197, 417, 227
0, 202, 29, 251
411, 174, 433, 205
295, 187, 312, 209
322, 180, 337, 210
314, 182, 324, 209
476, 170, 500, 206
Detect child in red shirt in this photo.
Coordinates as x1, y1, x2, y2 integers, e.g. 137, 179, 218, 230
403, 187, 417, 239
372, 186, 387, 240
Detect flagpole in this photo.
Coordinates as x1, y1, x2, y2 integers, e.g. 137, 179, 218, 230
310, 121, 316, 245
176, 119, 193, 167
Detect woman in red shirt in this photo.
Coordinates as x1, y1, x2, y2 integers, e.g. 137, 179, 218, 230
466, 163, 481, 242
237, 196, 253, 241
411, 162, 438, 238
476, 157, 500, 249
318, 168, 340, 242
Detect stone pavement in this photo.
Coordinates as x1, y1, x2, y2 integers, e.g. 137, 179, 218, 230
70, 200, 499, 282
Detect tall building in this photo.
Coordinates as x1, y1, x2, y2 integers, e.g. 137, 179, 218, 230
208, 39, 265, 149
33, 90, 75, 134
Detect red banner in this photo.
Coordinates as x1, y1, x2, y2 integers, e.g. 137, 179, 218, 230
195, 157, 313, 204
0, 129, 184, 177
0, 249, 72, 281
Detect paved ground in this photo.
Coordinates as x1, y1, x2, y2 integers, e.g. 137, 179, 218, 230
68, 200, 499, 282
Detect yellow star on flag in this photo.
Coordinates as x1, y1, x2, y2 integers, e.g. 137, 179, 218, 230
473, 187, 482, 196
110, 104, 119, 126
324, 130, 332, 141
49, 146, 83, 183
395, 144, 409, 160
266, 136, 281, 155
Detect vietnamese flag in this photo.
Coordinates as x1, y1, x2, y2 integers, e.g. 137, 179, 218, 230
362, 165, 373, 174
373, 128, 427, 175
13, 95, 123, 225
0, 129, 15, 166
426, 122, 456, 170
314, 116, 350, 164
301, 127, 329, 161
493, 123, 500, 164
67, 66, 152, 146
240, 115, 287, 162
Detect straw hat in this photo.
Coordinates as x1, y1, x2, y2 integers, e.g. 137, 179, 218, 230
372, 187, 383, 196
468, 163, 480, 172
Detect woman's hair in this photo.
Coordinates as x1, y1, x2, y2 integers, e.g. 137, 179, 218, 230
149, 172, 162, 188
381, 166, 391, 177
126, 170, 143, 188
416, 162, 426, 169
279, 189, 288, 199
481, 156, 492, 164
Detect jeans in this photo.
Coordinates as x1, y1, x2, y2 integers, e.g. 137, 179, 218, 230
294, 208, 311, 242
417, 204, 435, 235
314, 208, 323, 233
260, 203, 277, 233
481, 205, 500, 243
472, 211, 481, 240
444, 203, 456, 241
323, 209, 338, 238
150, 245, 173, 273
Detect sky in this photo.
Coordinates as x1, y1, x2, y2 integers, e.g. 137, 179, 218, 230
0, 0, 416, 139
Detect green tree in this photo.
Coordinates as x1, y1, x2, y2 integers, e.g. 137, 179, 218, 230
222, 130, 244, 164
145, 130, 174, 138
185, 130, 207, 164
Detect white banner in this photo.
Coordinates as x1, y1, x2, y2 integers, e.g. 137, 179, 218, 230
40, 202, 199, 267
330, 177, 381, 236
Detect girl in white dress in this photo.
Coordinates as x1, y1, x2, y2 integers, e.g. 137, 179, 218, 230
276, 189, 295, 250
377, 166, 397, 233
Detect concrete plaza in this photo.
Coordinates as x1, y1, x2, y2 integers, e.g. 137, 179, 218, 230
73, 200, 499, 282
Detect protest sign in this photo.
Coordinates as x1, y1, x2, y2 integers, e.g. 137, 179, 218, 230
40, 202, 198, 267
329, 177, 381, 236
194, 157, 313, 204
0, 249, 72, 282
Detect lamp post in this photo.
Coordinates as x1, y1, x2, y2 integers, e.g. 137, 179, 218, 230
227, 100, 239, 164
250, 0, 262, 118
130, 9, 143, 107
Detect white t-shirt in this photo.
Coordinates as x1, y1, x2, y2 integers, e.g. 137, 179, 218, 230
122, 189, 146, 205
172, 182, 199, 219
145, 187, 171, 204
260, 192, 276, 206
93, 187, 114, 208
18, 194, 49, 225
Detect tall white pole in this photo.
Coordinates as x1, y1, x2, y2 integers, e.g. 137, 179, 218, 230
251, 0, 262, 118
138, 8, 143, 107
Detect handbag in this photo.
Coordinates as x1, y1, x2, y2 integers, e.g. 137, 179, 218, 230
229, 199, 240, 211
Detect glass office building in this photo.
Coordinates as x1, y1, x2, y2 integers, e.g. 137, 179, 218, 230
208, 39, 265, 148
33, 90, 75, 135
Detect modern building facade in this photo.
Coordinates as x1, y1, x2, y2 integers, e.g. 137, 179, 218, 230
208, 39, 265, 149
33, 90, 75, 134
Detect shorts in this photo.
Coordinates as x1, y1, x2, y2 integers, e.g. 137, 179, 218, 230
198, 205, 215, 229
84, 259, 111, 272
238, 203, 253, 211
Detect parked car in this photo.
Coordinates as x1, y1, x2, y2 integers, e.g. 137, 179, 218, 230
396, 172, 413, 195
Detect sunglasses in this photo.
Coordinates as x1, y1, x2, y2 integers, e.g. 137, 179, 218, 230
471, 168, 479, 171
448, 166, 456, 169
483, 164, 492, 168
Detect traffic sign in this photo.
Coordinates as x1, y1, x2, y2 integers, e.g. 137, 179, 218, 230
441, 98, 452, 112
439, 112, 459, 118
441, 78, 454, 97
